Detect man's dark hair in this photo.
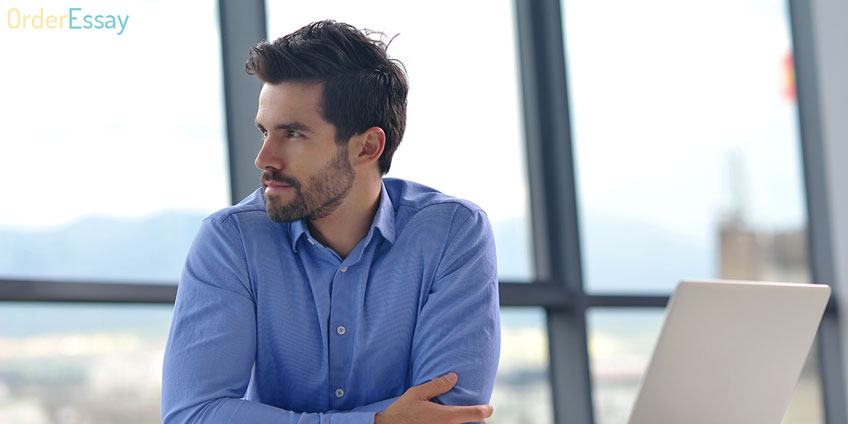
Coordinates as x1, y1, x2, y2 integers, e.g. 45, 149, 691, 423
245, 20, 408, 175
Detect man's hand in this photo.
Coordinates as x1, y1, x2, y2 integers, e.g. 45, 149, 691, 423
374, 372, 493, 424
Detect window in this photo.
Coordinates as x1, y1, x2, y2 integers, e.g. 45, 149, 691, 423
3, 1, 841, 423
0, 0, 229, 284
492, 308, 554, 424
0, 302, 173, 422
563, 0, 808, 293
0, 0, 225, 420
563, 1, 824, 421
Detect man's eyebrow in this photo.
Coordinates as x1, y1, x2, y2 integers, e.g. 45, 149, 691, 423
255, 120, 313, 133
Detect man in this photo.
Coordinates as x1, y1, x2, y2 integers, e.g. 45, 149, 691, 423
162, 20, 500, 424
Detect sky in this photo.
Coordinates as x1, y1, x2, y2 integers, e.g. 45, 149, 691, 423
565, 0, 806, 236
1, 0, 807, 289
0, 0, 230, 229
562, 0, 808, 291
0, 0, 530, 230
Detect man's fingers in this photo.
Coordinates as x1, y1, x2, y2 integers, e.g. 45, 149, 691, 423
437, 404, 494, 422
400, 373, 494, 423
409, 372, 458, 400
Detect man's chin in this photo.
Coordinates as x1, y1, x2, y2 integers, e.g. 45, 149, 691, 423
264, 190, 293, 207
265, 200, 309, 223
266, 207, 294, 223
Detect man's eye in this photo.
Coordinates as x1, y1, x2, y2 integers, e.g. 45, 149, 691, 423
287, 130, 302, 138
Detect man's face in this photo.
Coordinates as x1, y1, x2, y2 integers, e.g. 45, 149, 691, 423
254, 82, 354, 223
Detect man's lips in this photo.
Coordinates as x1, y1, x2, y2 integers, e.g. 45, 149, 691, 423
264, 180, 294, 193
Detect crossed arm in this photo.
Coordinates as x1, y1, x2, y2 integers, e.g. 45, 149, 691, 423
161, 211, 500, 423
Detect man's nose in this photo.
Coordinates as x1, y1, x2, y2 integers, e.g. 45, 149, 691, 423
255, 141, 282, 171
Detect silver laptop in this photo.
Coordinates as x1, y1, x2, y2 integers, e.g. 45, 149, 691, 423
628, 279, 831, 424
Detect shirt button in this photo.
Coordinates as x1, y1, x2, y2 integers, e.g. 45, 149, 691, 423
336, 325, 346, 335
335, 388, 345, 398
340, 266, 348, 272
308, 239, 315, 245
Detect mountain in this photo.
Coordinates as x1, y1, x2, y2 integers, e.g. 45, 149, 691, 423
0, 212, 206, 283
0, 208, 710, 293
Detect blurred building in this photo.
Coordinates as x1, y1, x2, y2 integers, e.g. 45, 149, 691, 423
718, 213, 810, 283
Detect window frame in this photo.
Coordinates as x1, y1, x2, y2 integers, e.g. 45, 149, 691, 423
1, 0, 845, 423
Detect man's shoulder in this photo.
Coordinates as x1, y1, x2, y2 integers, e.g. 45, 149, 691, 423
203, 188, 271, 227
383, 178, 487, 228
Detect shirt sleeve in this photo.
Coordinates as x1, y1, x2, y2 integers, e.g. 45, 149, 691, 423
161, 216, 381, 424
408, 208, 501, 415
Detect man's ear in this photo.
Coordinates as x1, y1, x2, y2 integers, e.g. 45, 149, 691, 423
351, 126, 386, 168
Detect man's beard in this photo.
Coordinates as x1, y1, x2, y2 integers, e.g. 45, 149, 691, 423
261, 146, 355, 223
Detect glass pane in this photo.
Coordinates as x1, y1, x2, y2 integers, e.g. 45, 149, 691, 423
0, 302, 173, 423
490, 308, 553, 424
0, 0, 229, 284
265, 0, 533, 281
588, 308, 824, 424
564, 0, 809, 292
0, 306, 552, 424
588, 309, 664, 424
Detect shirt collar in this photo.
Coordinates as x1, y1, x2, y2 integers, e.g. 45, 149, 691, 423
372, 180, 396, 244
288, 219, 308, 253
287, 180, 396, 252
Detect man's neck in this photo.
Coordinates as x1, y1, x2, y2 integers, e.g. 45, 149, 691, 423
306, 176, 382, 259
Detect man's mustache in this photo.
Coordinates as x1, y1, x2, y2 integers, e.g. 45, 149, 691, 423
261, 171, 301, 189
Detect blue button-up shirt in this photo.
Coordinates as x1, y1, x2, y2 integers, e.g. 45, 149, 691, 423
162, 178, 500, 423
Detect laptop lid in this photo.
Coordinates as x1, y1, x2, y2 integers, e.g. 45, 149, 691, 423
628, 279, 830, 424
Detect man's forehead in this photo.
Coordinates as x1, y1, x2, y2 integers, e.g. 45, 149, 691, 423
256, 81, 326, 124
